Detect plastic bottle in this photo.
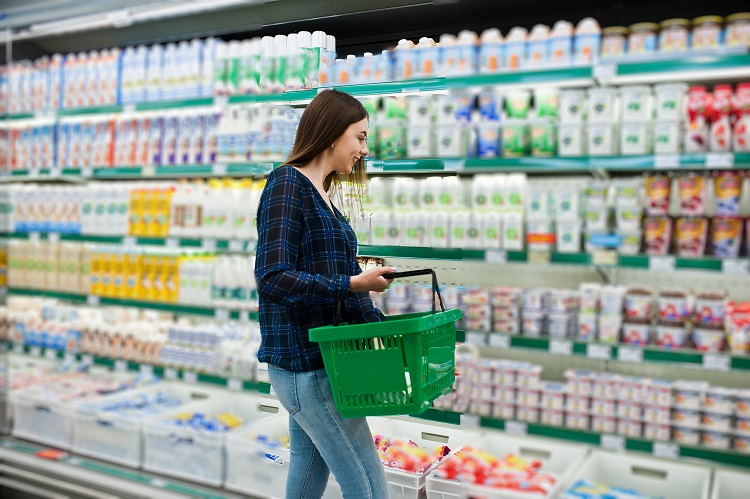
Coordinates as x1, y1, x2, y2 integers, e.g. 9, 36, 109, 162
710, 84, 734, 152
313, 31, 333, 87
456, 30, 478, 76
528, 24, 550, 68
359, 52, 376, 84
416, 37, 439, 78
550, 20, 574, 66
504, 27, 528, 70
232, 179, 254, 240
285, 33, 305, 91
479, 28, 504, 74
259, 36, 276, 93
575, 17, 602, 65
394, 39, 416, 81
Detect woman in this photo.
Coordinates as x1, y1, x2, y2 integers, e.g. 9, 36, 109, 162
255, 89, 394, 499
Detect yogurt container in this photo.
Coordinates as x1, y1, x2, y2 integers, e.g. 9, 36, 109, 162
737, 416, 750, 434
620, 122, 652, 155
501, 121, 530, 157
628, 23, 658, 55
644, 216, 673, 255
647, 380, 674, 406
496, 386, 517, 403
702, 430, 731, 450
406, 94, 435, 124
592, 415, 617, 434
577, 313, 598, 341
566, 411, 591, 430
624, 288, 653, 319
598, 316, 622, 344
558, 124, 586, 156
654, 83, 688, 121
644, 174, 672, 216
658, 290, 691, 322
714, 172, 742, 217
702, 411, 732, 431
436, 124, 468, 157
693, 325, 726, 352
535, 88, 560, 119
617, 230, 643, 255
549, 21, 574, 66
556, 221, 582, 253
477, 89, 503, 121
592, 374, 619, 399
505, 90, 532, 119
523, 289, 548, 310
471, 400, 493, 417
588, 122, 618, 156
656, 322, 688, 349
517, 405, 541, 423
678, 174, 708, 216
527, 24, 550, 68
478, 28, 504, 74
643, 405, 671, 425
565, 369, 594, 396
492, 402, 516, 420
694, 291, 727, 325
675, 217, 708, 257
616, 418, 642, 438
644, 424, 671, 441
726, 12, 750, 47
517, 364, 542, 388
673, 408, 701, 426
406, 126, 434, 158
541, 382, 566, 410
517, 388, 541, 407
617, 401, 643, 420
620, 86, 653, 122
622, 319, 651, 346
565, 395, 591, 414
548, 312, 575, 338
476, 123, 501, 159
559, 90, 586, 123
659, 18, 690, 52
618, 377, 648, 402
674, 381, 708, 409
591, 398, 617, 417
736, 389, 750, 416
691, 16, 724, 51
654, 121, 682, 154
575, 17, 602, 65
737, 434, 750, 454
504, 27, 528, 71
672, 425, 700, 445
588, 88, 619, 122
541, 408, 565, 427
601, 26, 628, 59
530, 120, 557, 157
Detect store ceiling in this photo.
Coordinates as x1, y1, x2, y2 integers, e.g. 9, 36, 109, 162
0, 0, 748, 62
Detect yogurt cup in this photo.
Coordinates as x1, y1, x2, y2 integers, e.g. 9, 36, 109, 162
616, 418, 642, 438
436, 124, 468, 158
501, 121, 530, 158
713, 172, 742, 216
658, 290, 691, 322
693, 326, 726, 352
588, 88, 619, 122
523, 289, 548, 310
702, 430, 731, 450
644, 216, 673, 256
541, 408, 565, 427
644, 423, 672, 441
495, 387, 516, 404
578, 313, 598, 341
644, 174, 672, 216
710, 217, 742, 258
566, 411, 591, 430
704, 387, 735, 414
517, 405, 541, 423
517, 364, 542, 388
598, 316, 622, 344
522, 310, 545, 337
618, 401, 643, 420
694, 291, 727, 325
622, 320, 652, 346
591, 415, 617, 434
556, 221, 582, 253
505, 90, 532, 119
406, 126, 434, 158
624, 288, 653, 319
494, 363, 518, 386
656, 322, 688, 349
588, 122, 618, 156
591, 398, 617, 417
672, 425, 700, 445
565, 395, 591, 413
678, 174, 708, 217
471, 399, 493, 417
655, 83, 688, 121
492, 402, 516, 420
654, 121, 682, 154
617, 377, 648, 402
517, 388, 541, 407
702, 411, 732, 431
736, 416, 750, 435
644, 405, 671, 425
541, 382, 566, 410
601, 26, 628, 59
559, 90, 587, 123
530, 120, 558, 157
476, 123, 501, 158
565, 369, 594, 395
647, 380, 674, 406
548, 313, 575, 338
620, 86, 653, 122
617, 230, 643, 255
735, 434, 750, 454
674, 381, 709, 409
736, 389, 750, 416
591, 374, 619, 399
675, 217, 708, 257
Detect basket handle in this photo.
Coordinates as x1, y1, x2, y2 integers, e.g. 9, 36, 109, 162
381, 268, 446, 314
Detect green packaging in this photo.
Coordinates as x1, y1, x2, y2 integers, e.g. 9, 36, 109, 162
502, 122, 530, 157
530, 121, 558, 157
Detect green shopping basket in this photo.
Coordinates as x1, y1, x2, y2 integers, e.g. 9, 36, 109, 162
309, 269, 462, 418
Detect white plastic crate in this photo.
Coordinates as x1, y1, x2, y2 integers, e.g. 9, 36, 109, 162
368, 417, 466, 499
226, 415, 388, 499
558, 449, 711, 499
143, 392, 282, 486
71, 382, 217, 468
426, 430, 590, 499
711, 468, 750, 499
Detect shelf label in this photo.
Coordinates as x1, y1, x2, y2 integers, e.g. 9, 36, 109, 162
115, 360, 128, 372
45, 348, 58, 360
81, 166, 93, 178
142, 166, 156, 177
202, 238, 217, 252
723, 259, 749, 275
528, 251, 551, 265
653, 442, 679, 460
228, 378, 243, 392
654, 154, 680, 169
505, 420, 528, 436
703, 353, 730, 371
600, 434, 626, 452
165, 238, 179, 249
140, 364, 154, 377
13, 343, 24, 354
183, 371, 198, 384
485, 250, 507, 264
239, 310, 251, 323
87, 295, 100, 306
82, 354, 94, 366
443, 159, 465, 172
705, 152, 734, 169
28, 232, 41, 242
593, 63, 617, 82
165, 368, 178, 380
67, 457, 82, 466
151, 478, 167, 488
488, 333, 511, 349
28, 168, 40, 178
122, 236, 137, 247
215, 308, 230, 321
64, 352, 75, 364
214, 95, 228, 108
212, 163, 227, 176
30, 346, 41, 357
48, 232, 60, 243
367, 161, 383, 172
460, 414, 481, 430
649, 256, 675, 272
229, 240, 245, 252
592, 249, 617, 267
549, 339, 572, 356
617, 346, 644, 363
587, 343, 611, 360
123, 103, 136, 113
466, 332, 486, 346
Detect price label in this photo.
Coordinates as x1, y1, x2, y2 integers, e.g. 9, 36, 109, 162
723, 259, 749, 275
115, 360, 128, 372
212, 163, 228, 176
617, 346, 644, 363
28, 232, 41, 242
228, 378, 243, 392
505, 420, 528, 436
87, 295, 100, 306
45, 348, 58, 360
649, 256, 675, 272
654, 154, 680, 169
549, 339, 572, 356
592, 249, 617, 267
587, 343, 611, 360
165, 238, 179, 249
64, 352, 75, 364
703, 353, 730, 372
142, 166, 156, 177
215, 308, 230, 321
466, 332, 486, 346
706, 152, 734, 169
165, 368, 178, 380
460, 414, 481, 430
67, 457, 83, 466
82, 354, 94, 366
214, 95, 228, 108
229, 240, 245, 252
488, 333, 511, 349
593, 63, 617, 82
13, 343, 24, 354
367, 161, 383, 172
600, 434, 626, 452
528, 251, 551, 265
30, 346, 41, 357
202, 239, 217, 252
139, 364, 154, 376
28, 168, 40, 178
122, 236, 137, 247
183, 371, 198, 384
443, 159, 465, 172
123, 103, 136, 114
48, 232, 60, 244
485, 250, 507, 264
81, 166, 93, 178
239, 310, 251, 323
151, 478, 167, 488
653, 442, 679, 460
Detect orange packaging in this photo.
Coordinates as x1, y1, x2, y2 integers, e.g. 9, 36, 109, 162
645, 174, 672, 216
677, 174, 707, 216
644, 217, 673, 255
675, 217, 708, 257
710, 217, 742, 258
714, 171, 742, 216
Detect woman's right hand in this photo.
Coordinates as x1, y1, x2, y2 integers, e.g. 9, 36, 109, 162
350, 267, 396, 293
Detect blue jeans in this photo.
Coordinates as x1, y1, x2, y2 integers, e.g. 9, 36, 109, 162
268, 364, 389, 499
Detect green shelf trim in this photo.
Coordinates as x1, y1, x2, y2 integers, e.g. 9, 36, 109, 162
415, 408, 462, 425
732, 356, 750, 370
358, 245, 464, 260
8, 287, 87, 303
617, 255, 650, 268
446, 67, 592, 88
590, 156, 655, 170
527, 422, 603, 446
616, 54, 750, 77
368, 159, 446, 171
228, 89, 318, 104
550, 252, 591, 265
93, 167, 143, 177
336, 78, 445, 96
625, 438, 654, 453
679, 444, 750, 468
465, 157, 591, 172
509, 336, 550, 351
1, 112, 35, 120
677, 256, 724, 271
154, 165, 213, 176
135, 98, 214, 111
57, 105, 123, 116
641, 347, 705, 365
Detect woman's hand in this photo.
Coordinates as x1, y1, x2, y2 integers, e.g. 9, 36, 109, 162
350, 267, 396, 293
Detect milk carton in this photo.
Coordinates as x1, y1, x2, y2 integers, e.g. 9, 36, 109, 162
575, 17, 602, 65
479, 28, 504, 74
549, 21, 574, 66
439, 33, 459, 76
505, 27, 528, 70
528, 24, 550, 68
394, 39, 416, 81
146, 44, 164, 102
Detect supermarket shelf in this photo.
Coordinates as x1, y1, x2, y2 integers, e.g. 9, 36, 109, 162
135, 97, 215, 111
461, 332, 750, 372
228, 89, 318, 104
336, 78, 446, 96
6, 287, 258, 321
446, 66, 593, 89
7, 342, 271, 395
415, 409, 750, 469
3, 163, 277, 180
0, 232, 255, 252
611, 52, 750, 84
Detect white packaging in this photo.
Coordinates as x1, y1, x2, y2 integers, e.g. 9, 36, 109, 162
556, 221, 582, 253
427, 212, 450, 248
503, 215, 524, 250
406, 126, 433, 158
526, 187, 550, 220
559, 90, 587, 123
654, 121, 682, 154
554, 188, 580, 220
558, 124, 586, 156
620, 122, 652, 155
620, 85, 653, 122
449, 211, 470, 248
654, 83, 688, 121
146, 44, 164, 102
435, 125, 467, 157
587, 88, 619, 122
480, 212, 503, 249
588, 122, 618, 156
406, 94, 434, 124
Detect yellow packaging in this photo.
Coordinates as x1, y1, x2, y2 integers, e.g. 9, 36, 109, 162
111, 251, 126, 298
152, 254, 167, 302
153, 187, 173, 237
142, 188, 157, 237
140, 254, 155, 301
89, 249, 103, 295
124, 251, 141, 300
164, 254, 179, 303
100, 250, 114, 297
129, 188, 145, 236
79, 245, 92, 294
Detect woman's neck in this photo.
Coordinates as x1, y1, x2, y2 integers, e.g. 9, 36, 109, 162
294, 154, 333, 191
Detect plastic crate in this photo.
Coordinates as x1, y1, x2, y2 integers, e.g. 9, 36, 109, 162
426, 430, 590, 499
71, 382, 217, 468
142, 393, 282, 486
310, 309, 461, 418
369, 417, 466, 499
558, 449, 711, 499
710, 468, 750, 499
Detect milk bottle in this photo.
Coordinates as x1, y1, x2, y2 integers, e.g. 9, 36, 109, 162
528, 25, 550, 68
479, 28, 504, 74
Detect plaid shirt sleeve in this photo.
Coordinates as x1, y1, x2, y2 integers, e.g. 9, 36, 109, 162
255, 171, 351, 305
348, 262, 385, 324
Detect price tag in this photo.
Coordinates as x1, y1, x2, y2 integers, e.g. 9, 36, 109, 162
239, 310, 251, 323
214, 95, 228, 108
165, 368, 178, 380
87, 295, 100, 306
28, 232, 41, 242
49, 165, 62, 177
151, 478, 167, 488
64, 352, 75, 364
593, 63, 617, 82
653, 442, 679, 460
367, 161, 383, 172
723, 259, 749, 275
215, 308, 230, 321
139, 364, 154, 376
81, 166, 93, 178
122, 236, 137, 247
703, 353, 730, 372
505, 420, 528, 436
488, 333, 511, 349
48, 232, 60, 244
202, 239, 217, 252
485, 250, 507, 264
82, 354, 94, 366
592, 249, 617, 267
142, 166, 156, 177
228, 378, 243, 392
649, 256, 675, 272
600, 434, 626, 452
30, 346, 41, 357
528, 251, 551, 265
183, 371, 198, 384
45, 348, 58, 360
212, 163, 227, 176
123, 103, 136, 114
654, 154, 680, 169
617, 346, 644, 363
460, 414, 481, 430
165, 238, 179, 249
443, 159, 465, 172
115, 360, 128, 372
549, 339, 572, 356
705, 152, 734, 169
229, 240, 245, 252
67, 457, 83, 466
587, 343, 611, 360
466, 332, 486, 345
13, 343, 24, 354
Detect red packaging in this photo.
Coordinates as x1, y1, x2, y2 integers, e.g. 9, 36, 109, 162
645, 174, 672, 216
675, 217, 708, 257
710, 84, 734, 151
678, 174, 708, 216
644, 217, 673, 256
687, 85, 710, 122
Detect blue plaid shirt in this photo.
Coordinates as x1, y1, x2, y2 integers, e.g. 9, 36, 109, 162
255, 165, 384, 372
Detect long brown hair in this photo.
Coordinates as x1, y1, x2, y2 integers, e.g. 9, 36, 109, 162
284, 89, 369, 197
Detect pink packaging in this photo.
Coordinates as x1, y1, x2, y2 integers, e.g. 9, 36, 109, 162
644, 423, 671, 441
493, 402, 516, 420
709, 85, 734, 152
541, 409, 565, 427
591, 398, 617, 417
675, 217, 708, 256
591, 416, 617, 434
616, 418, 642, 438
644, 405, 671, 425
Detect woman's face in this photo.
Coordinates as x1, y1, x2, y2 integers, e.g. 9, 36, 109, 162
331, 118, 369, 174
